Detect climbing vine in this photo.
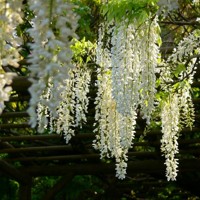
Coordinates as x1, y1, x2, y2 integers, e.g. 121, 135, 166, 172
0, 0, 199, 181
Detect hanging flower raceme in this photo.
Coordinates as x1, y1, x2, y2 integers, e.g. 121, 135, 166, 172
160, 30, 199, 129
34, 63, 91, 142
161, 94, 180, 181
0, 73, 15, 115
55, 65, 91, 143
138, 18, 161, 124
0, 1, 23, 115
93, 25, 133, 179
159, 29, 200, 181
0, 0, 23, 68
27, 0, 79, 130
170, 30, 200, 87
93, 66, 136, 179
111, 17, 160, 124
94, 16, 161, 179
111, 20, 140, 115
157, 0, 179, 14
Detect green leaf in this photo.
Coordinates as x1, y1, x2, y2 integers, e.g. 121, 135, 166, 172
101, 0, 159, 24
173, 63, 186, 78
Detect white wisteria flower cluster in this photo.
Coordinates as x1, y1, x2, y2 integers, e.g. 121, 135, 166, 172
27, 0, 79, 129
193, 0, 200, 4
0, 1, 23, 115
93, 67, 136, 179
159, 30, 199, 181
0, 0, 23, 68
170, 30, 200, 84
161, 30, 199, 128
161, 94, 180, 181
0, 73, 15, 114
27, 1, 92, 144
157, 0, 179, 14
56, 66, 91, 143
94, 17, 161, 179
35, 63, 91, 142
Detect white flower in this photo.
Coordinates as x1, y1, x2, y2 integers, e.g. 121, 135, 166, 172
115, 159, 127, 180
0, 0, 23, 68
0, 73, 15, 114
55, 65, 91, 143
193, 0, 200, 4
94, 16, 161, 179
161, 94, 180, 181
28, 0, 79, 132
157, 0, 179, 15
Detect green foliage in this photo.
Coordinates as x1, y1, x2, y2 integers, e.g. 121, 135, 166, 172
173, 63, 186, 78
0, 177, 18, 200
101, 0, 159, 24
192, 87, 200, 98
31, 176, 104, 199
32, 177, 59, 200
71, 37, 96, 65
156, 182, 199, 200
72, 0, 101, 41
59, 175, 104, 199
15, 5, 34, 76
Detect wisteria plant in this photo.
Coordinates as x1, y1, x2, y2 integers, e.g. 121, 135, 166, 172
0, 0, 199, 181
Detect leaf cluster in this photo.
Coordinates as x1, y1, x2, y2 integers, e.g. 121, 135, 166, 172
72, 0, 101, 41
101, 0, 159, 24
71, 37, 96, 65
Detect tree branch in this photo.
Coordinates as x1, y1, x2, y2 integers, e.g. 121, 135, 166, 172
161, 21, 200, 26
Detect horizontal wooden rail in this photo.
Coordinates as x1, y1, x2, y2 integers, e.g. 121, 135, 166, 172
11, 76, 31, 92
0, 112, 29, 118
18, 159, 200, 177
5, 154, 101, 162
5, 152, 161, 163
0, 145, 72, 153
0, 134, 61, 141
1, 143, 199, 157
0, 128, 200, 142
0, 123, 30, 129
9, 96, 30, 102
163, 20, 200, 26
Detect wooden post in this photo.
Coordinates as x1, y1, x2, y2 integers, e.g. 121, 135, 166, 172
0, 159, 31, 184
19, 179, 32, 200
0, 159, 32, 200
42, 174, 74, 200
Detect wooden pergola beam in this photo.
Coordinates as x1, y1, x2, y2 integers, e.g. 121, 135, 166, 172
0, 134, 61, 141
0, 127, 200, 142
0, 112, 29, 118
0, 123, 30, 129
4, 148, 199, 163
4, 152, 160, 163
18, 159, 200, 177
19, 160, 165, 177
0, 145, 72, 153
11, 76, 31, 93
0, 159, 31, 184
0, 156, 32, 200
